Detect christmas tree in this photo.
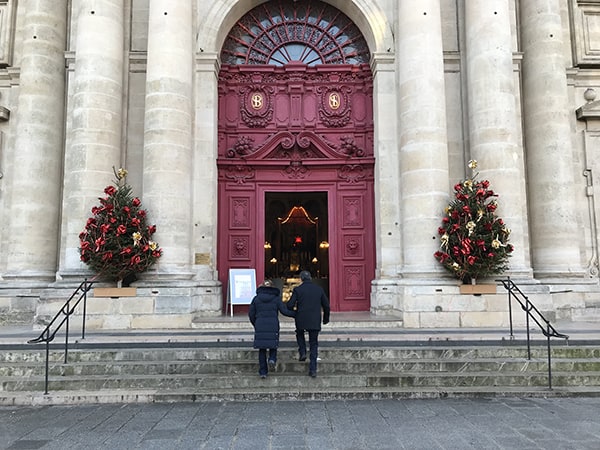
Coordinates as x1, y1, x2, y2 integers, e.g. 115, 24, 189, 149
434, 160, 513, 283
79, 168, 162, 283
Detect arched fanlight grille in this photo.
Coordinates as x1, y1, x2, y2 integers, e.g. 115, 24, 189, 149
221, 0, 370, 66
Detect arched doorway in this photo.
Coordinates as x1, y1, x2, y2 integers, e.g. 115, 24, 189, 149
217, 0, 374, 312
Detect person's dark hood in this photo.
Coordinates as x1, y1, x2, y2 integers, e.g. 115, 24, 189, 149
256, 285, 280, 301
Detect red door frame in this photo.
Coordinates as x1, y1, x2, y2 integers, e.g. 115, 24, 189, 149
217, 151, 375, 313
256, 182, 338, 307
217, 64, 374, 313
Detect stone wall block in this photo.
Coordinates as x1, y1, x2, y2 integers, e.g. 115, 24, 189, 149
103, 314, 132, 330
85, 298, 118, 315
119, 297, 154, 314
418, 312, 461, 328
401, 312, 420, 328
155, 296, 192, 314
131, 315, 191, 329
460, 311, 510, 328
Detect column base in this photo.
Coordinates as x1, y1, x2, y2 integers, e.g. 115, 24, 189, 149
1, 270, 57, 288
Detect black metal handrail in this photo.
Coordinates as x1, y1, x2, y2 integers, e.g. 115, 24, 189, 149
28, 278, 95, 394
496, 277, 569, 389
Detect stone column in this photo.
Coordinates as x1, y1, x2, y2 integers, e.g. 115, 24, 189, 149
370, 53, 402, 313
59, 0, 124, 278
398, 1, 450, 277
142, 0, 193, 280
3, 1, 68, 284
465, 0, 531, 278
193, 52, 219, 280
520, 0, 583, 278
371, 53, 401, 280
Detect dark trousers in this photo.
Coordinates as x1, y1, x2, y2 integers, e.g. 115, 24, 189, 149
258, 348, 277, 376
296, 329, 319, 374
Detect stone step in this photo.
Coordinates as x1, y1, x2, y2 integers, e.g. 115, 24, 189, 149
5, 384, 600, 406
2, 341, 598, 404
2, 370, 599, 393
2, 357, 600, 378
3, 344, 598, 363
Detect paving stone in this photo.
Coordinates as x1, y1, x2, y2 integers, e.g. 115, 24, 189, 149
0, 398, 599, 449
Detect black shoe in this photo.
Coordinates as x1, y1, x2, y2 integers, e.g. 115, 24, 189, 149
260, 374, 267, 379
298, 354, 307, 362
268, 359, 276, 369
308, 371, 317, 378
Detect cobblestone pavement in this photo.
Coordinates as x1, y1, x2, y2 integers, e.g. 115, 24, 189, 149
1, 397, 599, 449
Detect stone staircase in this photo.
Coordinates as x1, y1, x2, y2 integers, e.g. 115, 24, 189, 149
2, 338, 600, 405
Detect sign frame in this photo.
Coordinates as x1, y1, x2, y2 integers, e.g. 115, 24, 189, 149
226, 268, 256, 316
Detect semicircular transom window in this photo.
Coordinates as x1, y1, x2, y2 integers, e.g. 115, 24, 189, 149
221, 0, 370, 66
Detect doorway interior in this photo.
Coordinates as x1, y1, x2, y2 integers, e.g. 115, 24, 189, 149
264, 191, 329, 301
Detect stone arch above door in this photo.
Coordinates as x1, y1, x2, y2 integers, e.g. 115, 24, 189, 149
220, 1, 370, 66
196, 0, 394, 56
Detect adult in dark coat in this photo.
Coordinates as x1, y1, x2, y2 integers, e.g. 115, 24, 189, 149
286, 270, 330, 377
248, 280, 295, 378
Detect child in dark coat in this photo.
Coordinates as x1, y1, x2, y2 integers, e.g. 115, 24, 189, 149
248, 280, 295, 378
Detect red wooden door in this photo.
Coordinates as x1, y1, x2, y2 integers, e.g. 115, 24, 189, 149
217, 64, 374, 312
333, 187, 375, 311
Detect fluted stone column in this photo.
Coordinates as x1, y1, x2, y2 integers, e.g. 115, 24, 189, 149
520, 0, 583, 278
465, 0, 531, 278
3, 1, 68, 284
398, 1, 450, 277
142, 0, 193, 279
59, 1, 124, 277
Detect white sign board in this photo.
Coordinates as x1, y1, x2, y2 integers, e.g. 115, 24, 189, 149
226, 268, 256, 316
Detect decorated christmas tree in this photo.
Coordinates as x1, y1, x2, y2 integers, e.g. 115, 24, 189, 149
79, 168, 162, 284
434, 160, 513, 283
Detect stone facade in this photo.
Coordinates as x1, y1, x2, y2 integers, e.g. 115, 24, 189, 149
1, 0, 600, 328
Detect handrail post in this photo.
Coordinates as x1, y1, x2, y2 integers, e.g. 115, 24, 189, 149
547, 322, 553, 390
507, 277, 514, 339
525, 298, 531, 360
82, 278, 88, 340
64, 300, 70, 365
44, 340, 50, 395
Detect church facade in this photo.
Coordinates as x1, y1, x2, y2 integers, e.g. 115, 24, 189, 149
1, 0, 600, 328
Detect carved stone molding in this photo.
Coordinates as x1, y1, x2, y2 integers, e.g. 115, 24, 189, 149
273, 145, 320, 161
223, 165, 255, 184
338, 136, 365, 157
343, 266, 364, 297
283, 160, 309, 179
572, 0, 600, 67
231, 198, 250, 228
318, 86, 352, 127
230, 236, 250, 260
0, 1, 16, 68
338, 165, 368, 184
0, 130, 3, 179
225, 131, 367, 161
343, 197, 363, 227
344, 235, 363, 258
239, 85, 274, 127
577, 98, 600, 122
226, 136, 255, 158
